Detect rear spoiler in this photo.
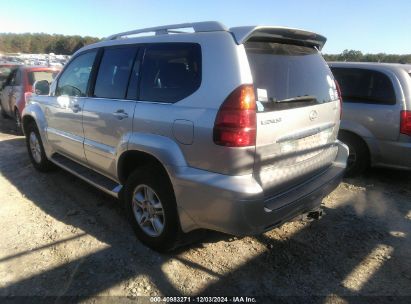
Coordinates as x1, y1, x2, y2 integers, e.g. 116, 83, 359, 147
230, 26, 327, 50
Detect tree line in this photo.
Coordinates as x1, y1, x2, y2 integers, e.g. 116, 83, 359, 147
1, 33, 410, 63
0, 33, 100, 55
323, 49, 411, 64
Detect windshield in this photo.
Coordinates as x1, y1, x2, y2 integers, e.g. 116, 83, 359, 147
245, 42, 337, 112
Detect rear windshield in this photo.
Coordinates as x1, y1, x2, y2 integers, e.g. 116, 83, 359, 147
245, 42, 337, 112
28, 71, 59, 85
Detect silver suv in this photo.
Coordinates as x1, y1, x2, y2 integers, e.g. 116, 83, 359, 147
330, 62, 411, 176
22, 22, 348, 251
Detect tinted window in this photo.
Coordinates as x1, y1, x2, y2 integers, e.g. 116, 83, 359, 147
331, 68, 396, 105
140, 43, 201, 103
28, 71, 59, 85
4, 69, 17, 86
12, 70, 22, 86
245, 42, 336, 112
0, 67, 15, 86
94, 47, 138, 99
56, 51, 97, 97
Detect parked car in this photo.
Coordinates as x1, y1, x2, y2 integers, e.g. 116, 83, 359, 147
0, 66, 60, 132
22, 22, 348, 251
329, 62, 411, 176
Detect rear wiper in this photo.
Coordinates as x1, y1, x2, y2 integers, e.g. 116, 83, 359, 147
271, 95, 316, 103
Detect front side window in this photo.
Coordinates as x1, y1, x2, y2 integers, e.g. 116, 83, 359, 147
139, 43, 201, 103
56, 51, 97, 97
5, 69, 17, 87
94, 47, 138, 99
331, 68, 396, 105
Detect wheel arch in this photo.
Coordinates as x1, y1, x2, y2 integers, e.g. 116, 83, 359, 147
338, 129, 372, 166
117, 149, 172, 185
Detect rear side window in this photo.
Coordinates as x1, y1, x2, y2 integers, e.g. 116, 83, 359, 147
56, 51, 97, 97
245, 42, 336, 112
94, 47, 138, 99
139, 43, 201, 103
28, 71, 59, 85
331, 68, 396, 105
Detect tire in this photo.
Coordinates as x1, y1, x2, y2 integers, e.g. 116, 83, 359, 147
339, 132, 369, 177
25, 121, 54, 172
14, 108, 23, 135
124, 165, 181, 252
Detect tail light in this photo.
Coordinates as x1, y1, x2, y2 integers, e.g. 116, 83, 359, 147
213, 85, 256, 147
400, 110, 411, 136
335, 80, 342, 119
24, 92, 33, 104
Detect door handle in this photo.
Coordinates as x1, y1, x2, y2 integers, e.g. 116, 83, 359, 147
113, 109, 128, 120
72, 104, 81, 113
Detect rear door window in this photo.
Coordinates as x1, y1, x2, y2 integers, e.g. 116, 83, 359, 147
331, 67, 396, 105
139, 43, 201, 103
94, 46, 138, 99
245, 42, 336, 112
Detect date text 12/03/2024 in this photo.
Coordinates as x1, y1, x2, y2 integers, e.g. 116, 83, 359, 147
149, 297, 257, 303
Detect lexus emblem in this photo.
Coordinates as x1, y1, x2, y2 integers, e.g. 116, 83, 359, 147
309, 110, 318, 121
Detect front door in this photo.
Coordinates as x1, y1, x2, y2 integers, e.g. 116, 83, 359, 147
45, 50, 98, 163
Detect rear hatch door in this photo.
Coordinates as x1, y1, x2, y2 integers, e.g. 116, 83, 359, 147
244, 41, 340, 198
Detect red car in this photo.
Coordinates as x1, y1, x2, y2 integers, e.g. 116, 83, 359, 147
0, 66, 60, 132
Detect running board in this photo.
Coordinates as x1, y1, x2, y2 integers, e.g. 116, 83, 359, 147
50, 153, 122, 198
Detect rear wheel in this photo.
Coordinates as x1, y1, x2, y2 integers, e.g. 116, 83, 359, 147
25, 122, 54, 172
124, 165, 181, 252
339, 132, 369, 177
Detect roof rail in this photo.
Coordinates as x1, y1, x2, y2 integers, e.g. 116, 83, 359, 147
106, 21, 227, 40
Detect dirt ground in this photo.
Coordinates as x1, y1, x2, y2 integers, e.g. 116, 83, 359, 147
0, 116, 410, 303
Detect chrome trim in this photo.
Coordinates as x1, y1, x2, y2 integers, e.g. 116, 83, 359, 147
46, 127, 83, 144
83, 139, 116, 158
276, 122, 335, 143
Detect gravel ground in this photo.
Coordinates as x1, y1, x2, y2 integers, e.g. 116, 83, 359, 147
0, 117, 410, 302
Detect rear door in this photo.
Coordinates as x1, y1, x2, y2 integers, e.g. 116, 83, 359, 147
245, 42, 340, 195
82, 45, 139, 178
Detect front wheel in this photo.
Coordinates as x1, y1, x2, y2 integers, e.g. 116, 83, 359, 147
25, 122, 54, 172
124, 165, 181, 252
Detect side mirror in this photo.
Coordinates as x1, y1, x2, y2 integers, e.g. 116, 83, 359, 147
33, 80, 50, 95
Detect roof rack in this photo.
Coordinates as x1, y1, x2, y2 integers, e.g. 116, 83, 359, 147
106, 21, 227, 40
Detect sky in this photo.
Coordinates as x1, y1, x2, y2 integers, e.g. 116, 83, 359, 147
0, 0, 410, 54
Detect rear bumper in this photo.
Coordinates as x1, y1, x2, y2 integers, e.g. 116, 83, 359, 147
170, 141, 348, 235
